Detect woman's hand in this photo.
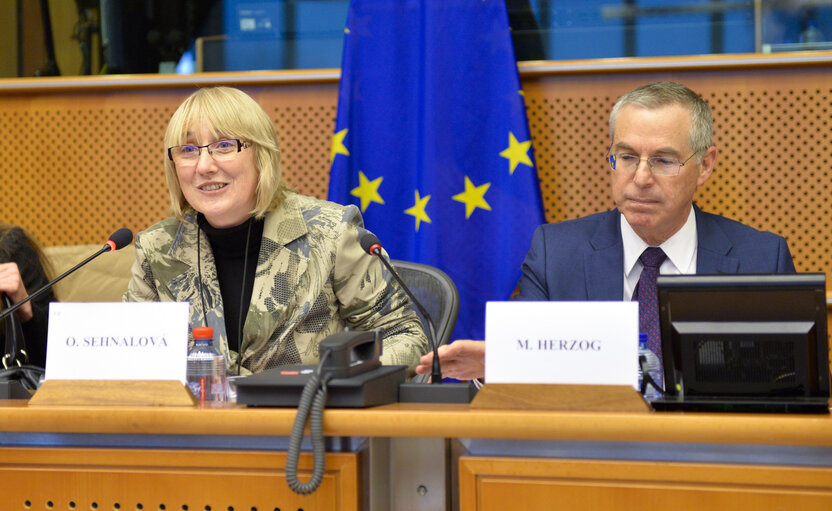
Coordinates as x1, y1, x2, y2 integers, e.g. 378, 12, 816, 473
0, 262, 33, 321
415, 340, 485, 381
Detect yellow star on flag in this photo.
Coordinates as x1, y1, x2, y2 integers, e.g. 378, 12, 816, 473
499, 131, 533, 174
452, 176, 492, 219
350, 171, 385, 212
404, 190, 431, 232
330, 128, 350, 163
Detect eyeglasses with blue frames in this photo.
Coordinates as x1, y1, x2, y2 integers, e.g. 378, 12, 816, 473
167, 139, 251, 166
608, 151, 699, 177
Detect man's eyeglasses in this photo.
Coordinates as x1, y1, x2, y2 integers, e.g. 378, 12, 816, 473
608, 152, 698, 177
167, 139, 251, 166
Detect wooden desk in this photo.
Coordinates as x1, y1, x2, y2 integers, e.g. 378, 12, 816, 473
1, 401, 831, 510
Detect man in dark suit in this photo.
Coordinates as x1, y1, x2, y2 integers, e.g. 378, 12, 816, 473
416, 81, 795, 380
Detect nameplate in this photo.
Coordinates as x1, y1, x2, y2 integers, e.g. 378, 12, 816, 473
485, 301, 638, 386
45, 302, 190, 383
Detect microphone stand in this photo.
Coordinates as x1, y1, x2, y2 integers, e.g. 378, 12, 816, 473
0, 245, 111, 323
0, 229, 131, 399
369, 248, 442, 384
362, 237, 476, 403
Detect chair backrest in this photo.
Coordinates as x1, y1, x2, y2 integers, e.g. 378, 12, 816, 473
390, 260, 459, 352
43, 244, 136, 302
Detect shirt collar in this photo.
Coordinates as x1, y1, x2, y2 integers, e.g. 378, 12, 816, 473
622, 206, 698, 277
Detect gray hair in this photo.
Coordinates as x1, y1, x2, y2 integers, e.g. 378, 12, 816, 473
609, 81, 713, 162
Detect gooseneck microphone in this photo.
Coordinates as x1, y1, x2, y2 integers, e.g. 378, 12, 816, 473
358, 229, 443, 385
104, 228, 133, 252
0, 228, 134, 322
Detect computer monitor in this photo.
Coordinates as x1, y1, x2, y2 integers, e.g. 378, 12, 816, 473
654, 273, 830, 413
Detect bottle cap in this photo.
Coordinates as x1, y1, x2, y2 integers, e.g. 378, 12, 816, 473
638, 332, 648, 345
192, 327, 214, 340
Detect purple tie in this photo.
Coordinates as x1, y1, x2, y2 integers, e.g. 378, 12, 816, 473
633, 247, 668, 368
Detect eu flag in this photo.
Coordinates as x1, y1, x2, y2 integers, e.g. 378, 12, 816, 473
328, 0, 545, 341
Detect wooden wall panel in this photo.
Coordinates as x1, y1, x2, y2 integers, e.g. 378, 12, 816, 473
2, 89, 182, 245
0, 84, 337, 246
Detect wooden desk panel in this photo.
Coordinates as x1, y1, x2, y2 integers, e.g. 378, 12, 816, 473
1, 401, 830, 446
0, 447, 358, 511
459, 457, 832, 511
1, 401, 831, 511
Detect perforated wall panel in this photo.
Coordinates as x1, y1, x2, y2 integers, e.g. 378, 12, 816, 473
0, 86, 337, 246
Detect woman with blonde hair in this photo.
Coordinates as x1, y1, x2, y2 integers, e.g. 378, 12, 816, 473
124, 87, 428, 376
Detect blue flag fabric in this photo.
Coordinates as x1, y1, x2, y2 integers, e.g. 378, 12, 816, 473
327, 0, 545, 341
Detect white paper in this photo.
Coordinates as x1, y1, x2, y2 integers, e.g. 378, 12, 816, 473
45, 302, 190, 383
485, 301, 639, 386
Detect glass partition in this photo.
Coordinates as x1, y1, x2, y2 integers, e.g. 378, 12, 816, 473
5, 0, 831, 78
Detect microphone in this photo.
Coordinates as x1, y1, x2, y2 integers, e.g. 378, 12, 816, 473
105, 227, 133, 252
0, 228, 134, 322
358, 228, 477, 403
358, 231, 383, 257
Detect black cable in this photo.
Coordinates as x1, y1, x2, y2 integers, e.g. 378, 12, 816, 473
196, 226, 209, 328
286, 350, 332, 495
236, 217, 253, 375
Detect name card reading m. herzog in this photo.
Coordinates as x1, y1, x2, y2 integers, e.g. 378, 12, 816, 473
46, 302, 190, 382
515, 338, 602, 352
485, 301, 638, 386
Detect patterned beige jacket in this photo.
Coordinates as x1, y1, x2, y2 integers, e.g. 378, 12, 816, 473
123, 192, 429, 376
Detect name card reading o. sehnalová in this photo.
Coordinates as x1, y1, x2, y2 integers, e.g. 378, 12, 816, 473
45, 302, 190, 383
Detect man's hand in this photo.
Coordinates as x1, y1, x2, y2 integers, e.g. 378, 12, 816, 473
415, 340, 485, 381
0, 262, 33, 321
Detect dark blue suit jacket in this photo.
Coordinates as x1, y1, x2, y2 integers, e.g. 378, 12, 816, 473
517, 206, 795, 301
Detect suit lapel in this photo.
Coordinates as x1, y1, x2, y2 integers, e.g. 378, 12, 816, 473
585, 210, 625, 300
243, 196, 310, 352
694, 206, 739, 273
164, 216, 228, 341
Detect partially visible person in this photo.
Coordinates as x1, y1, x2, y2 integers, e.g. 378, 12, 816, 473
0, 224, 56, 367
124, 87, 429, 376
418, 340, 484, 381
417, 81, 794, 381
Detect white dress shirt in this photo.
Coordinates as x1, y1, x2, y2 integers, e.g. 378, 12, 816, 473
621, 206, 698, 301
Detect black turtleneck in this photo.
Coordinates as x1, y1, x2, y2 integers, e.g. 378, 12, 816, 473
197, 214, 264, 355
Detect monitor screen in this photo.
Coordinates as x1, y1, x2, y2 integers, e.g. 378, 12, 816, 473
657, 273, 829, 411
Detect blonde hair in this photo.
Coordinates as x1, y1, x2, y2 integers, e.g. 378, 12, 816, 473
164, 87, 286, 221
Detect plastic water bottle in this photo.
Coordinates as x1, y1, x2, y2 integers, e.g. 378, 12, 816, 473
638, 332, 663, 401
186, 327, 227, 403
